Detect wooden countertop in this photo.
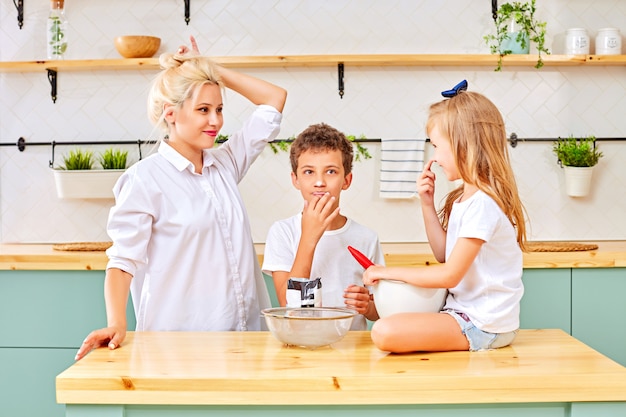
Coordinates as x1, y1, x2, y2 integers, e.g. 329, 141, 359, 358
3, 241, 626, 270
56, 329, 626, 406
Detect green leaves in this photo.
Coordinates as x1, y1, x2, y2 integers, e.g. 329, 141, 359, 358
553, 135, 603, 167
98, 148, 128, 170
483, 0, 549, 71
346, 134, 372, 162
61, 149, 94, 170
216, 133, 373, 162
47, 16, 67, 55
60, 147, 128, 170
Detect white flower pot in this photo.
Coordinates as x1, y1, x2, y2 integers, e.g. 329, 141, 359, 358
563, 166, 594, 197
52, 169, 125, 199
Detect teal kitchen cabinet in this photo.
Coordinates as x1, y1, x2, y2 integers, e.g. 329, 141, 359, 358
572, 268, 626, 366
0, 348, 76, 417
520, 268, 571, 333
0, 270, 135, 417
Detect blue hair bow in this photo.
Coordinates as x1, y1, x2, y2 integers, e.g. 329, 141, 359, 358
441, 79, 468, 98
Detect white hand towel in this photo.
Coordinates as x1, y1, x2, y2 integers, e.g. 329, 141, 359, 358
379, 138, 426, 199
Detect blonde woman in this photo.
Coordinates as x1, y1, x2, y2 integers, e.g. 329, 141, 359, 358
363, 80, 527, 353
75, 37, 287, 360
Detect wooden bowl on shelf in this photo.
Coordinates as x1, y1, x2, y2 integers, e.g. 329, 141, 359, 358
114, 36, 161, 58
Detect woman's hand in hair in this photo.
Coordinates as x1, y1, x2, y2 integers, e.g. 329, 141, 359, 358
177, 35, 200, 56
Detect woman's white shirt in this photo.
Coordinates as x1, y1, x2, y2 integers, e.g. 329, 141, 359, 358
105, 105, 282, 332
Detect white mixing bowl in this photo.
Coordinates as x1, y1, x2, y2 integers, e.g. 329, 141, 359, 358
371, 280, 447, 318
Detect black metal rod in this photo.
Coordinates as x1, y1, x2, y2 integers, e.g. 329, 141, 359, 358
4, 136, 621, 152
491, 0, 498, 22
506, 134, 624, 148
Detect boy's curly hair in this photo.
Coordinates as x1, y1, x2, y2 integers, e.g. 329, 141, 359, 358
289, 123, 354, 175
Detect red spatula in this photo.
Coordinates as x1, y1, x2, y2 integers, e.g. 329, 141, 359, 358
347, 245, 374, 269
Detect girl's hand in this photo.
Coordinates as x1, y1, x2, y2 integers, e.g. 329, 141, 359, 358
417, 159, 436, 206
343, 284, 371, 314
362, 265, 385, 286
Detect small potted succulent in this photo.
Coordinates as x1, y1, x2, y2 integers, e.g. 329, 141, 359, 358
552, 135, 602, 197
52, 147, 129, 199
484, 0, 550, 71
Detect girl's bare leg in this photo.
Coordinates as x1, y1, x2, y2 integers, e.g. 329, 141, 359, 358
371, 312, 469, 353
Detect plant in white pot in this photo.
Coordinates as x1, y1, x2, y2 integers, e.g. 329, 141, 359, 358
53, 147, 128, 199
484, 0, 549, 71
552, 135, 602, 197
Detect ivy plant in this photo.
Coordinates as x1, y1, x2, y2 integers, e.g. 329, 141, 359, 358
483, 0, 549, 71
215, 134, 372, 162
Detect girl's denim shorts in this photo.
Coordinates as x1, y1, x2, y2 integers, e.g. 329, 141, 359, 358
444, 309, 518, 351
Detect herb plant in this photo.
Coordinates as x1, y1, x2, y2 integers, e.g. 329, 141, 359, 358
553, 135, 603, 167
98, 148, 129, 170
61, 148, 94, 170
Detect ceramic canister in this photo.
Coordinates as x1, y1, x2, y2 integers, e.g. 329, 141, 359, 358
595, 28, 622, 55
565, 28, 590, 54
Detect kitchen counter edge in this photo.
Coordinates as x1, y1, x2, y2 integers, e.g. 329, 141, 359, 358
2, 241, 626, 271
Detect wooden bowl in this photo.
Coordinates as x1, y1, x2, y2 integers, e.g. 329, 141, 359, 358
114, 36, 161, 58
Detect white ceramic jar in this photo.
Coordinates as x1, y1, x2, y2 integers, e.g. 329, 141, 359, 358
565, 28, 590, 54
595, 28, 622, 55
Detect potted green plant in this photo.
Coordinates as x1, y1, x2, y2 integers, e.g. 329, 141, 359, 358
98, 147, 129, 170
484, 0, 549, 71
52, 147, 128, 199
552, 135, 603, 197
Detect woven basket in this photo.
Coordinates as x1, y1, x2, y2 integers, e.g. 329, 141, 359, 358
52, 242, 113, 251
526, 241, 598, 252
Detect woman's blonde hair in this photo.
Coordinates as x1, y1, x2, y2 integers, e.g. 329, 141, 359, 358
147, 52, 223, 134
426, 91, 527, 250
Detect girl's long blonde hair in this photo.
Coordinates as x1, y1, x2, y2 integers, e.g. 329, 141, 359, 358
426, 91, 527, 250
147, 52, 223, 135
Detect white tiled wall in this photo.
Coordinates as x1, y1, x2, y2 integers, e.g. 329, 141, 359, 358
1, 0, 625, 243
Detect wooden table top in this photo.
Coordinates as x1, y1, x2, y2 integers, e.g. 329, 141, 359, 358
56, 329, 626, 406
4, 241, 626, 270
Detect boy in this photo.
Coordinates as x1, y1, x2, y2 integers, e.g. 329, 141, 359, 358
262, 123, 384, 329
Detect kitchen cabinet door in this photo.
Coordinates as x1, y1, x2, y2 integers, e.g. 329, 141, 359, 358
572, 268, 626, 366
0, 348, 75, 417
520, 269, 571, 333
0, 270, 135, 348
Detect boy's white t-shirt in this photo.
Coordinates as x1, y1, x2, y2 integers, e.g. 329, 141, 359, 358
262, 214, 384, 330
443, 190, 524, 333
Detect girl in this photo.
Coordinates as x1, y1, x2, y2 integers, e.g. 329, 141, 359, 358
75, 37, 287, 361
363, 81, 526, 353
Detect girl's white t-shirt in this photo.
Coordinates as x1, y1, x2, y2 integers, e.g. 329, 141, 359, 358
442, 190, 524, 333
